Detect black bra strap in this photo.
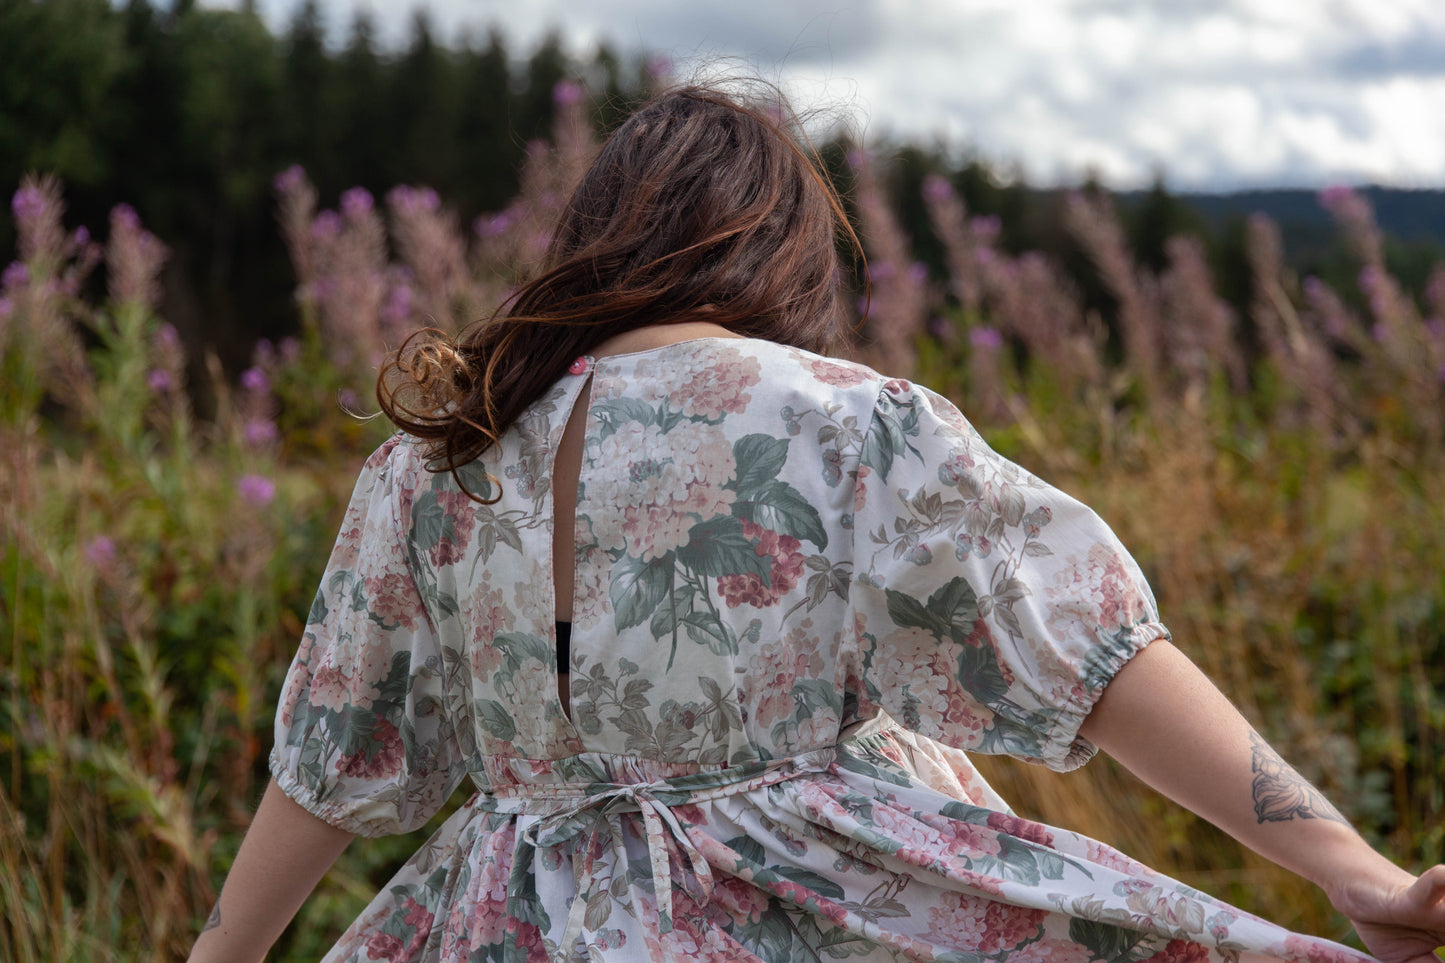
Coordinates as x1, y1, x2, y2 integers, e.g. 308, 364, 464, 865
556, 621, 572, 672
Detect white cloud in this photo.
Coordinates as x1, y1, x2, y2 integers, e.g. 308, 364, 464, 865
213, 0, 1445, 190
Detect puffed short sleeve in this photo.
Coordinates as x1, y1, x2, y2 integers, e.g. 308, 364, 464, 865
846, 379, 1169, 771
270, 436, 466, 835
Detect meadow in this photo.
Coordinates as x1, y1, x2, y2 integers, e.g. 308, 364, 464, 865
1, 95, 1442, 960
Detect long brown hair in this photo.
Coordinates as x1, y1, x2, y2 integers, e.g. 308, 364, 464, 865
378, 82, 861, 491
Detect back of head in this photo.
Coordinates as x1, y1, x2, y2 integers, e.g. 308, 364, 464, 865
381, 81, 857, 485
533, 84, 849, 345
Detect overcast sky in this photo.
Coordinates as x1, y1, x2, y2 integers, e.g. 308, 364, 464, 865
225, 0, 1445, 192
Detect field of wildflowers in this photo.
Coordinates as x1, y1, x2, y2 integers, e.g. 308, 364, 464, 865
1, 90, 1442, 960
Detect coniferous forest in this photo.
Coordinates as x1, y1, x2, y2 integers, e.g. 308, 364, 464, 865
1, 1, 1443, 960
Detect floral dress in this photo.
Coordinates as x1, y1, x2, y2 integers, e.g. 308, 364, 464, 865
271, 338, 1369, 963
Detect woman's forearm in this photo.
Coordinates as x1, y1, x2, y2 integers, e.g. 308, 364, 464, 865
187, 778, 355, 963
1078, 640, 1410, 893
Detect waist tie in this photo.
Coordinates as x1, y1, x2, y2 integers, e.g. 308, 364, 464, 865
481, 750, 835, 962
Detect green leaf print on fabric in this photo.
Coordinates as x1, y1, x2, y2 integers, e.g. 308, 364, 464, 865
676, 515, 773, 580
735, 479, 828, 549
884, 576, 981, 644
591, 396, 657, 436
731, 433, 791, 492
611, 553, 674, 630
1068, 917, 1154, 963
476, 700, 517, 743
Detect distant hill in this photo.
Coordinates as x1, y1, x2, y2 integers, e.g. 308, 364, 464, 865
1121, 186, 1445, 257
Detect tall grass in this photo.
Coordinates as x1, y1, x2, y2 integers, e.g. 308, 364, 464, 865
1, 89, 1441, 959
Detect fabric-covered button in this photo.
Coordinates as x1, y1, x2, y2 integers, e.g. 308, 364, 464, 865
568, 356, 588, 375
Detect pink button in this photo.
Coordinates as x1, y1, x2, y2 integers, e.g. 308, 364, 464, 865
567, 356, 588, 375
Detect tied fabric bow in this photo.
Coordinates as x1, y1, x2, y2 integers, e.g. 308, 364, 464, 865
519, 781, 708, 960
492, 750, 836, 962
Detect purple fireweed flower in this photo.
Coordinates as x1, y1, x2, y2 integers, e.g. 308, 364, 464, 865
11, 184, 45, 224
0, 297, 11, 319
147, 369, 174, 393
340, 187, 374, 219
382, 282, 414, 327
274, 165, 307, 195
1359, 264, 1383, 293
928, 316, 951, 338
644, 55, 672, 82
1427, 317, 1444, 339
922, 174, 954, 203
1371, 322, 1388, 343
311, 210, 342, 241
869, 259, 896, 281
338, 388, 360, 412
476, 211, 515, 237
552, 79, 583, 106
156, 324, 180, 350
84, 535, 116, 568
845, 149, 865, 170
969, 326, 1003, 349
237, 474, 276, 507
388, 185, 442, 215
112, 203, 140, 232
2, 261, 27, 291
278, 337, 300, 363
240, 366, 270, 394
971, 216, 1002, 243
908, 262, 928, 283
244, 418, 279, 447
73, 226, 89, 246
1317, 184, 1355, 210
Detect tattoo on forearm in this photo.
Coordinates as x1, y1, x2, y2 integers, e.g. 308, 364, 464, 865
202, 900, 222, 933
1248, 730, 1350, 826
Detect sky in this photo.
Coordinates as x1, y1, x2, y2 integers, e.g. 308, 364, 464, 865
226, 0, 1445, 192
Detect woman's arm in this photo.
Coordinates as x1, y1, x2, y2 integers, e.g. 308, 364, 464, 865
186, 778, 356, 963
1079, 640, 1445, 963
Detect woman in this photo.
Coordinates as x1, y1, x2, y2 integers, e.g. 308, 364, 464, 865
188, 84, 1444, 963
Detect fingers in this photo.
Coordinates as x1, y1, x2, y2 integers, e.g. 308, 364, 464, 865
1409, 864, 1445, 910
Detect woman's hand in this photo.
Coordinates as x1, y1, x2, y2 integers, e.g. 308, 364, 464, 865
1327, 865, 1445, 963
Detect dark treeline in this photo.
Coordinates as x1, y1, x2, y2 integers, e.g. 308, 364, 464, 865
3, 0, 1443, 372
0, 0, 650, 365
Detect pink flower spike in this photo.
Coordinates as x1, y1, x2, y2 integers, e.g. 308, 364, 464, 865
310, 210, 342, 240
969, 326, 1003, 349
340, 187, 374, 219
244, 418, 279, 447
84, 535, 116, 568
240, 366, 270, 393
111, 203, 140, 232
147, 369, 174, 393
922, 174, 954, 203
553, 79, 583, 106
274, 165, 307, 195
1, 262, 27, 291
238, 473, 276, 507
11, 184, 45, 224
